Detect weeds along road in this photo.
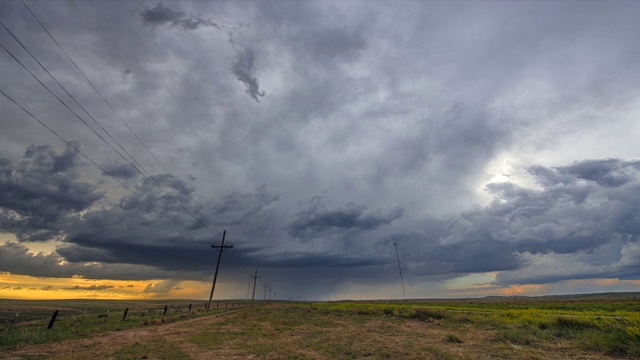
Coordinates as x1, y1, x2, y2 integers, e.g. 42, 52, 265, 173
1, 302, 623, 359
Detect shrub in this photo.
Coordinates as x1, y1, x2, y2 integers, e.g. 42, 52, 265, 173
555, 317, 598, 330
445, 334, 463, 343
582, 329, 640, 358
453, 314, 472, 323
500, 327, 533, 346
627, 326, 640, 339
411, 308, 446, 321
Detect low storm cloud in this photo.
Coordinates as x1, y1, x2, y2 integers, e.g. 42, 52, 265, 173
140, 3, 223, 31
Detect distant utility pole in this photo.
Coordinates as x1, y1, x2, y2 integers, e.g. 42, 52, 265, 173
394, 242, 407, 300
208, 230, 233, 311
268, 286, 272, 300
246, 272, 252, 301
263, 283, 268, 300
250, 269, 260, 303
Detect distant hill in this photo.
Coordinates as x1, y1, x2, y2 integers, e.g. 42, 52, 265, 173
480, 292, 640, 301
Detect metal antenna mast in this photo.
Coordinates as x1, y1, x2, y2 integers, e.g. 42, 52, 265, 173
394, 242, 407, 300
208, 230, 233, 311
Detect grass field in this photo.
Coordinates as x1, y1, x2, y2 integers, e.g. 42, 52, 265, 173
2, 295, 640, 359
0, 298, 245, 351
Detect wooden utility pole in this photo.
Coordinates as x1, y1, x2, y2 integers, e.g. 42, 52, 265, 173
250, 269, 260, 303
208, 230, 233, 311
394, 242, 407, 300
263, 283, 268, 300
246, 272, 252, 301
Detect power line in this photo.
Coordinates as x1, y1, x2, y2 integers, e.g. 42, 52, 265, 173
0, 89, 200, 234
15, 3, 258, 287
5, 4, 255, 298
19, 0, 221, 235
1, 89, 226, 282
226, 247, 255, 274
0, 23, 218, 237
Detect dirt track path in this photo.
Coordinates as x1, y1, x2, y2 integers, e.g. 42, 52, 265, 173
2, 309, 241, 360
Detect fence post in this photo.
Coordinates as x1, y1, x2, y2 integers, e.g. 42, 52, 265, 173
163, 305, 168, 316
47, 310, 59, 330
188, 304, 192, 312
79, 310, 86, 326
8, 312, 18, 331
122, 308, 129, 321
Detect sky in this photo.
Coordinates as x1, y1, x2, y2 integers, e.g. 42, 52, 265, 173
1, 0, 640, 301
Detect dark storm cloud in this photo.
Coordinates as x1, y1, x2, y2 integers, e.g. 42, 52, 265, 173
555, 159, 640, 188
24, 144, 76, 173
232, 47, 266, 102
0, 145, 103, 242
371, 104, 509, 187
2, 145, 639, 291
101, 161, 138, 179
132, 173, 198, 210
418, 158, 640, 284
353, 158, 640, 285
140, 3, 222, 31
265, 252, 386, 268
52, 183, 278, 275
140, 2, 264, 102
0, 242, 173, 280
209, 185, 279, 226
2, 0, 640, 299
301, 26, 367, 63
256, 0, 368, 64
402, 234, 522, 276
289, 200, 403, 240
57, 241, 217, 273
